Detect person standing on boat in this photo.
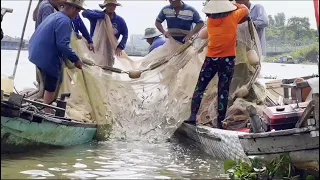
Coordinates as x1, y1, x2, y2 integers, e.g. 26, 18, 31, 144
33, 0, 94, 51
72, 15, 95, 52
34, 0, 65, 29
184, 0, 249, 128
142, 28, 166, 53
235, 0, 268, 57
33, 0, 44, 22
82, 0, 128, 57
28, 0, 85, 113
155, 0, 204, 44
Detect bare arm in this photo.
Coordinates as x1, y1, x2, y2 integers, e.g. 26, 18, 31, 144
155, 21, 166, 34
199, 27, 208, 39
189, 23, 204, 37
189, 8, 205, 36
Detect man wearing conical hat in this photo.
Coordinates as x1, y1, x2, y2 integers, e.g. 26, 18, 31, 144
28, 0, 85, 113
142, 28, 166, 53
155, 0, 204, 44
82, 0, 128, 57
184, 0, 249, 128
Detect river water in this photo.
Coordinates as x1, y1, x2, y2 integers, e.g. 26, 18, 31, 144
1, 50, 318, 179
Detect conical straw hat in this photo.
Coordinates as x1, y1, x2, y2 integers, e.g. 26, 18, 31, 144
202, 0, 237, 14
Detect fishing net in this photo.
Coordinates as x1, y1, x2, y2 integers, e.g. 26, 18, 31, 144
57, 15, 266, 141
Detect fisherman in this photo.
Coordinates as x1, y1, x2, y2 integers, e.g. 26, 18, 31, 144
235, 0, 268, 56
72, 15, 95, 52
82, 0, 128, 57
142, 28, 166, 53
33, 0, 94, 51
155, 0, 204, 44
28, 0, 85, 113
32, 0, 44, 22
184, 0, 249, 128
34, 0, 65, 29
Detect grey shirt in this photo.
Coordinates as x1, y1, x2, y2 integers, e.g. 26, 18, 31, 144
250, 4, 268, 56
35, 0, 55, 29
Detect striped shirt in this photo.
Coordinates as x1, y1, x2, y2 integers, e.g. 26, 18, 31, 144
156, 3, 203, 43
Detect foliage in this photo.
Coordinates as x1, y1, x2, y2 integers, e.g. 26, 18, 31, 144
266, 13, 318, 44
264, 42, 319, 64
290, 43, 319, 63
223, 153, 316, 180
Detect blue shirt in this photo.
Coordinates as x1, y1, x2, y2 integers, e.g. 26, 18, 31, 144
149, 36, 166, 53
82, 10, 128, 49
72, 15, 93, 43
36, 0, 55, 29
156, 3, 203, 43
29, 12, 79, 78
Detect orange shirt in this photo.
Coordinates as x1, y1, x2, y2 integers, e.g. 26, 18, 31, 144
206, 4, 249, 58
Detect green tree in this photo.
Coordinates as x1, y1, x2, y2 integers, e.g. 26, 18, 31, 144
274, 12, 286, 27
287, 16, 312, 40
268, 15, 275, 27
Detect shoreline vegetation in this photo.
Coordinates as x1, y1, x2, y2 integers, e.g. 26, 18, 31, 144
265, 13, 319, 64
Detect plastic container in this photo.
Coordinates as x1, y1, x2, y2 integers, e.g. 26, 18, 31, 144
263, 105, 304, 130
1, 75, 14, 94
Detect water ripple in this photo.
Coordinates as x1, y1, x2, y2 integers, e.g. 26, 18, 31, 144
2, 138, 224, 179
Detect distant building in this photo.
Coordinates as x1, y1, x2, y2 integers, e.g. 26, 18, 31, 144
1, 35, 28, 50
125, 34, 149, 56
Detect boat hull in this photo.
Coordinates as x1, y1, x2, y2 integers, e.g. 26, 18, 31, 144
175, 123, 319, 172
1, 116, 97, 153
175, 123, 249, 162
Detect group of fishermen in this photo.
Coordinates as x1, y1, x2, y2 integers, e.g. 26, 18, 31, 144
28, 0, 268, 128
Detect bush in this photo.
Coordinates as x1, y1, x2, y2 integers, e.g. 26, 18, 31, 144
290, 43, 319, 63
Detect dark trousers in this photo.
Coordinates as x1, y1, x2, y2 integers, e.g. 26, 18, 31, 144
191, 56, 235, 127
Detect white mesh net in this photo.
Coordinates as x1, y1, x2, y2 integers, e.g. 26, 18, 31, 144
58, 16, 267, 142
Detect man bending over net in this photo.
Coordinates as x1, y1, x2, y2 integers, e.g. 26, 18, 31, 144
28, 0, 84, 113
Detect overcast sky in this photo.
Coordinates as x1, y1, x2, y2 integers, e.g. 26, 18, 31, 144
1, 0, 318, 39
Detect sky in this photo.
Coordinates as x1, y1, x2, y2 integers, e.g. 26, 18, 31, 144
1, 0, 318, 40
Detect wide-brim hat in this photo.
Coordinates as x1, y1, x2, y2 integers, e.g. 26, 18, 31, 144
65, 0, 86, 10
142, 28, 162, 39
99, 0, 121, 9
202, 0, 237, 14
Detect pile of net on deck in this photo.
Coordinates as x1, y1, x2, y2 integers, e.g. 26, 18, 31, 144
58, 16, 267, 141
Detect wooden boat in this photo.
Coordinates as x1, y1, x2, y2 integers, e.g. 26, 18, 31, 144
175, 123, 319, 173
1, 91, 97, 154
175, 77, 319, 174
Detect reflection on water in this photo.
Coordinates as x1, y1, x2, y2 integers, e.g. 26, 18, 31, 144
1, 138, 224, 179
